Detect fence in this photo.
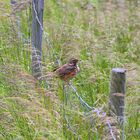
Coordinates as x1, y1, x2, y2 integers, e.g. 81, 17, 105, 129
11, 1, 126, 139
61, 68, 126, 140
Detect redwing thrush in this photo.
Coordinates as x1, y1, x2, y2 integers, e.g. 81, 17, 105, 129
54, 58, 80, 82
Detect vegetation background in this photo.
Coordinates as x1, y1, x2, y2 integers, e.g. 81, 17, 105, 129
0, 0, 140, 139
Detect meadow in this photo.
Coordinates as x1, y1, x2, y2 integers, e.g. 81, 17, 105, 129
0, 0, 140, 139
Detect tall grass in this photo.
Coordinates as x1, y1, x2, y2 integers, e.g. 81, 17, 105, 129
0, 0, 140, 139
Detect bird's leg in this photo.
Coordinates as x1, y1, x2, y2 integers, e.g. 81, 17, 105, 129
62, 83, 67, 136
68, 80, 73, 86
63, 82, 69, 105
67, 80, 74, 106
63, 80, 74, 106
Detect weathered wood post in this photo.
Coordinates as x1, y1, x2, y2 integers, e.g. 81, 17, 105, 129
32, 0, 44, 79
109, 68, 126, 139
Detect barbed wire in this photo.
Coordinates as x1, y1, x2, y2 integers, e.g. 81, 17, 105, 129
70, 84, 92, 111
64, 114, 80, 140
32, 0, 116, 140
31, 0, 44, 79
32, 0, 60, 66
106, 119, 117, 140
32, 0, 43, 31
32, 47, 42, 78
69, 84, 117, 140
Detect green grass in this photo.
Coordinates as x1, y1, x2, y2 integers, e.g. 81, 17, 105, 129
0, 0, 140, 139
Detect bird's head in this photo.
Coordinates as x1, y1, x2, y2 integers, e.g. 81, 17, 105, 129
68, 58, 79, 65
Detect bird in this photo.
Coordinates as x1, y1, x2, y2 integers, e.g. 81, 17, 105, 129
39, 58, 80, 83
54, 58, 80, 82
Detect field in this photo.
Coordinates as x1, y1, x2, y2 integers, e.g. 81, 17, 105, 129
0, 0, 140, 139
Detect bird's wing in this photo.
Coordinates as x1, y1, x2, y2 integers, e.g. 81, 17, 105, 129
55, 64, 76, 77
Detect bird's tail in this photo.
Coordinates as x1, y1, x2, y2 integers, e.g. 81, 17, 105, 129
38, 72, 57, 80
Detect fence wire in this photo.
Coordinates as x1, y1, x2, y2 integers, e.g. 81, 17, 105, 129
14, 0, 119, 139
69, 84, 116, 140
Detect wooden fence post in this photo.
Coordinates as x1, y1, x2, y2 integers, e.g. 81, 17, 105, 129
109, 68, 126, 139
32, 0, 44, 79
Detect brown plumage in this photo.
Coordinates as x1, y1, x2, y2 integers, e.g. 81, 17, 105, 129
54, 58, 80, 82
